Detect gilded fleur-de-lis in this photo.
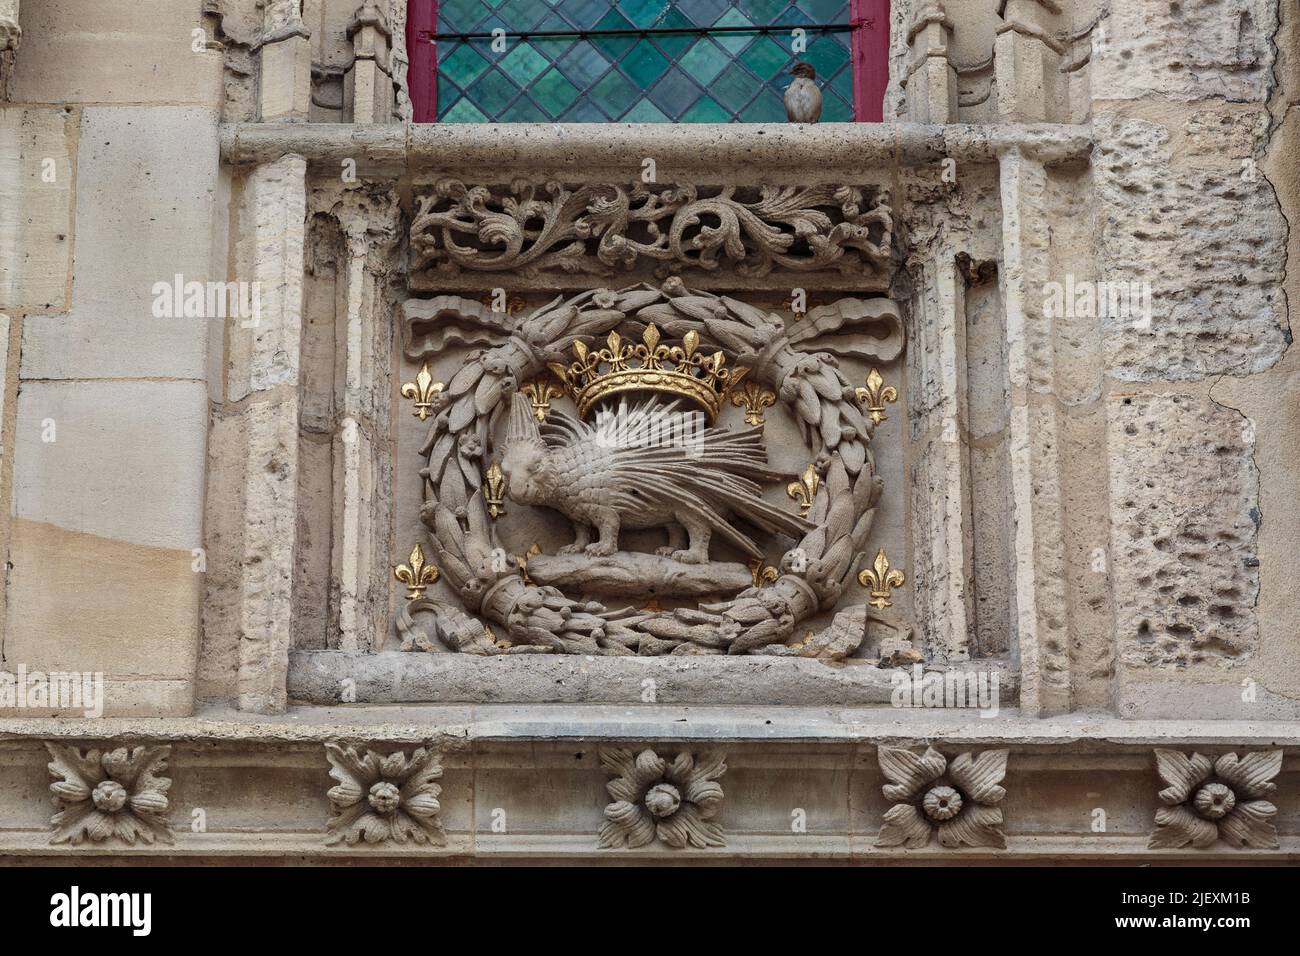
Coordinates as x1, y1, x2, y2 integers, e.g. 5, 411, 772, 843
786, 464, 820, 517
730, 381, 776, 426
521, 377, 565, 421
485, 462, 506, 518
854, 368, 898, 426
394, 543, 439, 600
749, 558, 778, 588
858, 547, 905, 609
401, 362, 443, 421
516, 543, 542, 584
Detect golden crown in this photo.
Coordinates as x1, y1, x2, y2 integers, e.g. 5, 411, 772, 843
548, 324, 748, 423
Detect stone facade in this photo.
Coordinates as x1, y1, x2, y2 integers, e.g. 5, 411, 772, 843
0, 0, 1298, 863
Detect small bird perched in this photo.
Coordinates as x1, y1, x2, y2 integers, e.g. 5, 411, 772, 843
784, 62, 822, 123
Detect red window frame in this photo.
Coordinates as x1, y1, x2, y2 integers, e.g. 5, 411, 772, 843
406, 0, 890, 124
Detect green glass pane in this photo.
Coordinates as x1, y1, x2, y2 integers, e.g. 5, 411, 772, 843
567, 0, 617, 28
739, 35, 790, 81
776, 4, 812, 26
618, 0, 670, 29
530, 67, 581, 117
829, 62, 854, 102
683, 0, 730, 27
440, 43, 491, 87
441, 97, 489, 122
532, 35, 577, 63
648, 67, 701, 119
592, 68, 641, 116
559, 98, 612, 122
466, 68, 522, 116
499, 42, 550, 85
802, 34, 850, 78
558, 44, 613, 88
590, 9, 638, 59
438, 78, 463, 113
821, 91, 853, 122
439, 0, 491, 31
654, 7, 696, 59
621, 39, 670, 87
680, 95, 732, 122
622, 98, 672, 122
497, 0, 548, 30
710, 62, 762, 111
712, 9, 756, 55
678, 39, 728, 86
498, 97, 550, 122
738, 0, 788, 22
739, 86, 786, 122
796, 0, 849, 21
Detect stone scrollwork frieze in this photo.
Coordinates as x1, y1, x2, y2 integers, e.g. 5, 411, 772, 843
397, 282, 906, 659
324, 743, 446, 846
1149, 749, 1282, 850
46, 743, 174, 846
597, 748, 727, 850
876, 746, 1010, 849
410, 180, 892, 281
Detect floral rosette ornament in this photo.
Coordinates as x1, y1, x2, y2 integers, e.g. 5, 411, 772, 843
1149, 749, 1282, 849
876, 746, 1009, 849
325, 743, 445, 846
46, 743, 173, 845
597, 748, 726, 849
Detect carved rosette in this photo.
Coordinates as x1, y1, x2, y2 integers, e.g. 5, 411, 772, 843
876, 746, 1009, 849
325, 743, 445, 846
398, 281, 905, 659
597, 748, 726, 849
1149, 749, 1282, 850
46, 743, 173, 845
410, 181, 892, 281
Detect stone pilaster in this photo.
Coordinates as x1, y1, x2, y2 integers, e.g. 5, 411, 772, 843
904, 3, 957, 124
233, 155, 307, 713
259, 0, 312, 122
346, 1, 392, 124
994, 0, 1064, 122
997, 149, 1071, 716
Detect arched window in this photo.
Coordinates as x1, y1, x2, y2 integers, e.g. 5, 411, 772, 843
406, 0, 889, 123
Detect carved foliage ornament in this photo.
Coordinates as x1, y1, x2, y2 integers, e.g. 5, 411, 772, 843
598, 748, 726, 849
411, 180, 892, 280
325, 743, 445, 846
46, 743, 173, 845
398, 282, 905, 659
876, 746, 1009, 849
1149, 749, 1282, 850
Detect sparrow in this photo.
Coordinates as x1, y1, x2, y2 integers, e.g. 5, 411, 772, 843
784, 62, 822, 123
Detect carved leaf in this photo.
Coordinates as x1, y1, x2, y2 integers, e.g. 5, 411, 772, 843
1154, 749, 1214, 805
1150, 803, 1219, 849
947, 750, 1009, 806
1214, 751, 1282, 801
1218, 800, 1278, 849
656, 804, 725, 849
876, 803, 932, 848
878, 746, 946, 803
936, 804, 1005, 849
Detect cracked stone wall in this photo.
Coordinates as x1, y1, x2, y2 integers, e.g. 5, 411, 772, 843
1093, 0, 1298, 717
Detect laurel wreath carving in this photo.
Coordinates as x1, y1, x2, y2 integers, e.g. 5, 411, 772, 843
397, 279, 904, 658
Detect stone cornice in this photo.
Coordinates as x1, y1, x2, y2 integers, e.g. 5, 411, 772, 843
218, 122, 1096, 178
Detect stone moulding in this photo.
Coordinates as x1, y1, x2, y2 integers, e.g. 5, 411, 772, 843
409, 180, 892, 284
1149, 749, 1283, 850
876, 745, 1010, 849
598, 747, 727, 849
324, 742, 446, 846
45, 743, 173, 846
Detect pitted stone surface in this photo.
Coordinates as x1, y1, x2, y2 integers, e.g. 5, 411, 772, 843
1094, 112, 1287, 382
1109, 393, 1260, 668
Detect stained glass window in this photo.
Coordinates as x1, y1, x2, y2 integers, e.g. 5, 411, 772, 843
431, 0, 856, 123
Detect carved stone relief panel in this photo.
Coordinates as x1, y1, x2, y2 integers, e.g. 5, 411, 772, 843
389, 282, 912, 663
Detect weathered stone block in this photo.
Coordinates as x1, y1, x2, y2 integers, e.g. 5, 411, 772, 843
0, 107, 74, 315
